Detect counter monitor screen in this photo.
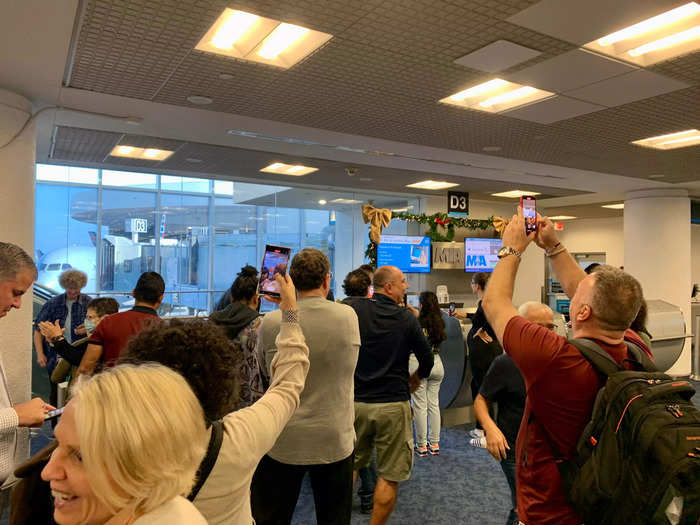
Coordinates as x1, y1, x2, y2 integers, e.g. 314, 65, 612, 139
464, 238, 502, 273
377, 235, 431, 274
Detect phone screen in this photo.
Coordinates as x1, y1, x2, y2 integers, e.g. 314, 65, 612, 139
258, 245, 291, 298
448, 302, 455, 315
45, 407, 65, 420
522, 196, 537, 234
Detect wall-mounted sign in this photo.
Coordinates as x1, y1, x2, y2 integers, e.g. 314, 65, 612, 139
125, 218, 148, 233
432, 242, 465, 269
447, 191, 469, 218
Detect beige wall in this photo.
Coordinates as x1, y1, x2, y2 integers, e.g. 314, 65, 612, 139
556, 217, 625, 268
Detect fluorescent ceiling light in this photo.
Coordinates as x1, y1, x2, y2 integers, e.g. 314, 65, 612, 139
549, 215, 577, 220
260, 162, 318, 176
318, 199, 327, 205
330, 198, 362, 204
406, 180, 459, 190
602, 203, 625, 209
195, 8, 332, 68
491, 190, 541, 198
391, 207, 409, 212
109, 146, 173, 161
440, 79, 554, 113
629, 25, 700, 56
631, 129, 700, 150
584, 2, 700, 66
597, 3, 700, 46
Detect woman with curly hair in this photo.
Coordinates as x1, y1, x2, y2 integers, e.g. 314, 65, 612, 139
121, 274, 310, 525
210, 265, 265, 408
409, 291, 447, 457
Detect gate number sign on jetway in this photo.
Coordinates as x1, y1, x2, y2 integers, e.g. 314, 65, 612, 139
130, 218, 148, 233
447, 191, 469, 218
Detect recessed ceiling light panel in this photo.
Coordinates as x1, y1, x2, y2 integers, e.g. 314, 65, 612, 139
440, 79, 554, 113
631, 129, 700, 150
330, 198, 362, 204
187, 95, 214, 105
584, 2, 700, 66
406, 180, 459, 190
549, 215, 577, 220
195, 8, 332, 69
260, 162, 318, 176
491, 190, 541, 198
109, 146, 174, 161
602, 203, 625, 209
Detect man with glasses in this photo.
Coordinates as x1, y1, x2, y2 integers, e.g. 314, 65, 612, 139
473, 301, 555, 525
348, 265, 433, 525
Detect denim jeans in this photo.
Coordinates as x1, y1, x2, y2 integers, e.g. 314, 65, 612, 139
500, 451, 518, 525
408, 353, 444, 447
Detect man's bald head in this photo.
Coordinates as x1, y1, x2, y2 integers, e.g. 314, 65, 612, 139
519, 301, 555, 330
373, 265, 409, 304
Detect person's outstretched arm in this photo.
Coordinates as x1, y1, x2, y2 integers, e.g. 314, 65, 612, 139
222, 274, 310, 468
534, 215, 586, 299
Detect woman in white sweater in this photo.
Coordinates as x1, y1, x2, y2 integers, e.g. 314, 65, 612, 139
122, 274, 310, 524
41, 363, 208, 525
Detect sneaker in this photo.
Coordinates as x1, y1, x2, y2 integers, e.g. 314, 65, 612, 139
469, 436, 487, 448
428, 443, 440, 455
415, 446, 429, 457
468, 428, 485, 439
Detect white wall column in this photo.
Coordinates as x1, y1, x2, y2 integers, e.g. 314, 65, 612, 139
624, 189, 691, 375
0, 89, 36, 462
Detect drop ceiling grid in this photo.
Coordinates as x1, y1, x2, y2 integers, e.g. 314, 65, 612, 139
65, 0, 700, 180
52, 126, 122, 163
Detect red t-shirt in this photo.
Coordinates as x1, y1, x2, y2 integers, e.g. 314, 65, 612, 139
88, 307, 160, 368
503, 316, 637, 525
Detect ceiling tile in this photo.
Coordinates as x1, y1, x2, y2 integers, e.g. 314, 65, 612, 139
565, 69, 690, 107
454, 39, 542, 72
506, 0, 684, 46
506, 49, 636, 93
505, 95, 607, 124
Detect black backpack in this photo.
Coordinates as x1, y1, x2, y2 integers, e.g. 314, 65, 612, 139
550, 339, 700, 524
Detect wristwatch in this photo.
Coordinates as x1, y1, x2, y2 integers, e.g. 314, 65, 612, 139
497, 246, 522, 260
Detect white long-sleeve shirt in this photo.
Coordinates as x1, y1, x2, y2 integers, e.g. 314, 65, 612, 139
0, 356, 19, 483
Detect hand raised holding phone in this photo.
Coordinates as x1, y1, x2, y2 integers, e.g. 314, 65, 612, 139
276, 273, 297, 311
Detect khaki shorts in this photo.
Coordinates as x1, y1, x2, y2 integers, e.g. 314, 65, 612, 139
354, 401, 413, 483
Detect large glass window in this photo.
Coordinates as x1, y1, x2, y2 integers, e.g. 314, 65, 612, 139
35, 164, 420, 313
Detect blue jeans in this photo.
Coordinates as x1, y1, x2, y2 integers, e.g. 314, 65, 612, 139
500, 452, 518, 525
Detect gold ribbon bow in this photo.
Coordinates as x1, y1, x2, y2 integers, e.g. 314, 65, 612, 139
492, 216, 510, 237
362, 205, 392, 244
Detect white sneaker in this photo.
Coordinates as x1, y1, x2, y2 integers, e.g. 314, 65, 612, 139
468, 429, 485, 439
469, 437, 487, 448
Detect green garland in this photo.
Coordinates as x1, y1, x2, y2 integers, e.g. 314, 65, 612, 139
366, 212, 495, 267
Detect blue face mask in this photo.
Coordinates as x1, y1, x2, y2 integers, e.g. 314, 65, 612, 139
84, 319, 96, 335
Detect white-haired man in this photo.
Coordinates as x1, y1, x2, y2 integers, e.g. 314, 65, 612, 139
0, 242, 55, 482
473, 301, 555, 525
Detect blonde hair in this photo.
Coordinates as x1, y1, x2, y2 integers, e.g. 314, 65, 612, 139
72, 364, 206, 518
59, 269, 88, 290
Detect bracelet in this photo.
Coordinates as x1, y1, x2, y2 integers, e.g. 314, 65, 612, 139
281, 309, 299, 323
546, 243, 566, 257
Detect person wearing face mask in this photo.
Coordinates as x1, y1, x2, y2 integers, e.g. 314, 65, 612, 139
38, 298, 120, 378
41, 363, 208, 525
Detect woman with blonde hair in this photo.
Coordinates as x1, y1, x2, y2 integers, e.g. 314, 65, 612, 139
41, 363, 208, 524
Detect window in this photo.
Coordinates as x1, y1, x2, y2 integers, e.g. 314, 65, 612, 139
102, 170, 157, 189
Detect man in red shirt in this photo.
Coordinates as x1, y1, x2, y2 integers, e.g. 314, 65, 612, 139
79, 272, 164, 375
482, 209, 645, 525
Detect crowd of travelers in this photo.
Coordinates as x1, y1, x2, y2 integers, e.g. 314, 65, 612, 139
0, 205, 696, 525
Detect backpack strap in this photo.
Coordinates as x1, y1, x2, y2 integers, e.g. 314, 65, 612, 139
623, 340, 657, 373
568, 338, 624, 378
187, 420, 224, 501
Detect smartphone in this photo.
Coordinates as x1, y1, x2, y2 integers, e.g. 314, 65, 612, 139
448, 302, 456, 316
44, 407, 65, 420
257, 245, 292, 298
521, 195, 537, 234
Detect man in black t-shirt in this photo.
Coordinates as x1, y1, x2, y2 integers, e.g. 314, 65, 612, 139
473, 301, 554, 525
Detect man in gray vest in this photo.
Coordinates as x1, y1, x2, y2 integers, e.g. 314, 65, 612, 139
0, 242, 54, 482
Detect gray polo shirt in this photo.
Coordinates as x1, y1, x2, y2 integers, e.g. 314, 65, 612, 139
259, 296, 360, 465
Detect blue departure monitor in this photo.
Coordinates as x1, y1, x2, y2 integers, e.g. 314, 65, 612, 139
377, 235, 431, 274
464, 238, 502, 273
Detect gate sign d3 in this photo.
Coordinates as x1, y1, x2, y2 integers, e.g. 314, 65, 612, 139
447, 191, 469, 218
